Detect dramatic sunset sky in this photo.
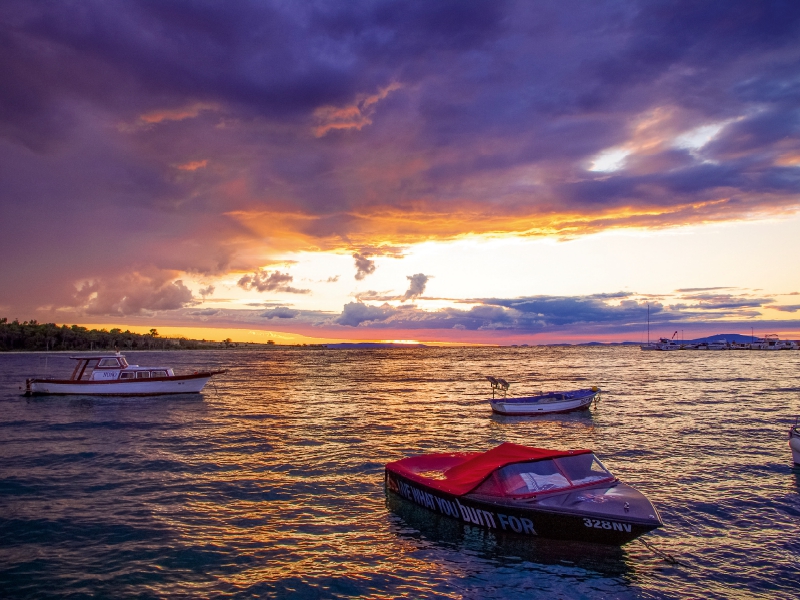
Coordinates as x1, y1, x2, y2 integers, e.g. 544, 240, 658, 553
2, 0, 800, 344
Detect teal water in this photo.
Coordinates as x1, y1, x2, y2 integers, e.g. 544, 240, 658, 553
1, 347, 799, 598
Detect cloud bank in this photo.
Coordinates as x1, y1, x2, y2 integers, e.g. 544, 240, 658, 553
329, 290, 780, 334
1, 0, 799, 331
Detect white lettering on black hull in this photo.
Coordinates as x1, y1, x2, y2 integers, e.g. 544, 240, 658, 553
497, 513, 536, 534
390, 475, 536, 536
583, 517, 632, 532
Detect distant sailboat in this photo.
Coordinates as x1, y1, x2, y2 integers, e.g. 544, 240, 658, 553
640, 304, 658, 350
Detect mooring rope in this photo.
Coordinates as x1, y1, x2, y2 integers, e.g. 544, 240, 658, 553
636, 537, 685, 566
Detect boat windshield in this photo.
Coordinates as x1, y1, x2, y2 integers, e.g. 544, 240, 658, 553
553, 454, 613, 486
496, 460, 571, 494
474, 453, 614, 496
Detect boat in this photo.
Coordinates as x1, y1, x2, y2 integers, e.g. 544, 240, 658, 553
641, 337, 682, 351
641, 328, 683, 351
790, 417, 800, 465
385, 442, 663, 545
24, 353, 224, 396
639, 304, 659, 350
750, 334, 783, 350
706, 340, 729, 351
486, 376, 599, 416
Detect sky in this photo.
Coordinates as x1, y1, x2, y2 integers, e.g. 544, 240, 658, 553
2, 0, 800, 345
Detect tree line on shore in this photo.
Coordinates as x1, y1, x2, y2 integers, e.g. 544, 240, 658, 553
0, 318, 254, 351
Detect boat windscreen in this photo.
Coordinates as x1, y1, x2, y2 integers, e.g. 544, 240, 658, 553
473, 454, 614, 497
553, 453, 613, 486
496, 460, 571, 494
79, 359, 99, 380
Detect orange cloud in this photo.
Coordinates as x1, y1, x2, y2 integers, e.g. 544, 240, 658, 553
225, 193, 800, 256
175, 159, 209, 171
313, 82, 402, 137
140, 102, 219, 124
776, 153, 800, 167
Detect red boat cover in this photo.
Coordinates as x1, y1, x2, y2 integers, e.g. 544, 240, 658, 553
387, 442, 591, 496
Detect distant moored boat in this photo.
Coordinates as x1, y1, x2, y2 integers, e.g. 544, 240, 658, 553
24, 353, 224, 396
485, 376, 600, 416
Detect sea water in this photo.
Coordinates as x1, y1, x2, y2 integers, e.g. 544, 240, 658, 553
1, 347, 798, 598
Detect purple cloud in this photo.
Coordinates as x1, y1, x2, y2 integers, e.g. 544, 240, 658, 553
335, 302, 396, 326
189, 308, 220, 317
402, 273, 429, 301
237, 270, 309, 294
772, 305, 800, 313
353, 253, 376, 280
261, 306, 300, 319
73, 274, 195, 316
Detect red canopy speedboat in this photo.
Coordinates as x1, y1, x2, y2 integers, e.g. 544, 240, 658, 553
385, 442, 663, 545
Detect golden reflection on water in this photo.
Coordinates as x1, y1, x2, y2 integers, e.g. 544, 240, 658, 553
164, 348, 800, 595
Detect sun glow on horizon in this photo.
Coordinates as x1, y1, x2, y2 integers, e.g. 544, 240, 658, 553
174, 213, 800, 318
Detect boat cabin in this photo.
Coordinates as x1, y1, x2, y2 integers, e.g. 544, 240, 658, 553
69, 354, 175, 381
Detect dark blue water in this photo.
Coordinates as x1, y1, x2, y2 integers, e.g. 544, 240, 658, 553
1, 347, 799, 598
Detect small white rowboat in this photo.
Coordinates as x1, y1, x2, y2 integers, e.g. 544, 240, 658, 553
486, 376, 600, 416
24, 353, 224, 396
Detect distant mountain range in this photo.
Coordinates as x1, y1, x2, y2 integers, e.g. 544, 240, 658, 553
578, 333, 790, 346
643, 333, 773, 344
676, 333, 764, 344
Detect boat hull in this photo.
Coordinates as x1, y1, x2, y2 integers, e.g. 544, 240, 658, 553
26, 372, 218, 396
790, 428, 800, 465
385, 470, 660, 545
490, 390, 598, 416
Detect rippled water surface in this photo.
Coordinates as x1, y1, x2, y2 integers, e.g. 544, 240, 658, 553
1, 347, 799, 598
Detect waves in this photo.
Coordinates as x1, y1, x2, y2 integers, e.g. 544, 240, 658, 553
0, 347, 799, 598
